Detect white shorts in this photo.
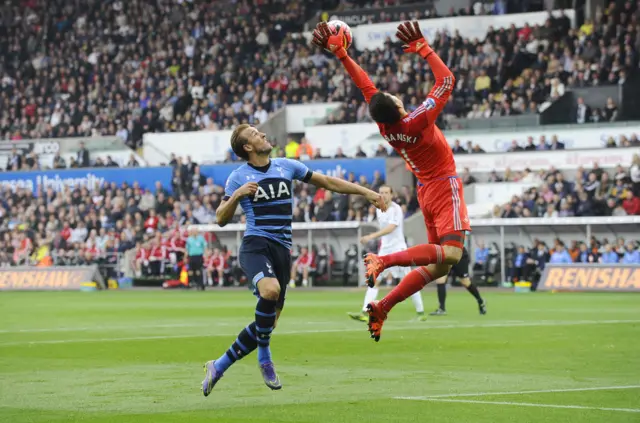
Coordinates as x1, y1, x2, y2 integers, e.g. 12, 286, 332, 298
377, 245, 410, 282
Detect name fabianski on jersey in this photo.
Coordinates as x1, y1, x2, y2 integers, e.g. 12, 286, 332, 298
383, 133, 418, 143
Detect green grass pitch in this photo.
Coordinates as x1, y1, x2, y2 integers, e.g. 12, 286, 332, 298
0, 288, 639, 423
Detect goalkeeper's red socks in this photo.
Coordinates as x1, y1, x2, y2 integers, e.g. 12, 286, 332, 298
380, 267, 434, 313
379, 244, 445, 268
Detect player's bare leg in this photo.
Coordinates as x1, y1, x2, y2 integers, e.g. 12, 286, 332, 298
301, 266, 309, 287
288, 263, 297, 288
367, 263, 451, 341
217, 268, 224, 287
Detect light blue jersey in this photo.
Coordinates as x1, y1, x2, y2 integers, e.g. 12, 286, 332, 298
223, 158, 312, 249
186, 235, 207, 256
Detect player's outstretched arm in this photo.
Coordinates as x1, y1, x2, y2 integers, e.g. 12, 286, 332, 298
312, 22, 378, 103
396, 21, 454, 131
360, 224, 397, 245
216, 182, 257, 227
308, 173, 387, 211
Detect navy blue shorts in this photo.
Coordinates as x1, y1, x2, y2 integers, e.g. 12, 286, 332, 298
239, 236, 291, 309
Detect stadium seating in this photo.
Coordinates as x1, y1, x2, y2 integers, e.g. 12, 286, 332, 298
1, 0, 585, 142
488, 159, 640, 218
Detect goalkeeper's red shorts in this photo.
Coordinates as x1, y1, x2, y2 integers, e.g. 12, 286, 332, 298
417, 177, 471, 248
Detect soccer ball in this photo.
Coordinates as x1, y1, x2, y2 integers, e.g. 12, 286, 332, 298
327, 20, 353, 50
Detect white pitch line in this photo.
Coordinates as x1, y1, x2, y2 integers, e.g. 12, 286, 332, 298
0, 319, 638, 347
395, 385, 640, 400
0, 322, 213, 334
0, 319, 637, 336
399, 398, 640, 414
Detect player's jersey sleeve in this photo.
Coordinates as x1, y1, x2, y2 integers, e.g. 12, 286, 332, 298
223, 170, 242, 201
340, 56, 378, 103
402, 52, 455, 135
283, 158, 313, 182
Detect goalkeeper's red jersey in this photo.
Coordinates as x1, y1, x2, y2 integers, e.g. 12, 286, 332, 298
341, 52, 457, 183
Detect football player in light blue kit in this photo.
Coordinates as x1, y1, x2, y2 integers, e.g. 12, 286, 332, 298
202, 124, 386, 395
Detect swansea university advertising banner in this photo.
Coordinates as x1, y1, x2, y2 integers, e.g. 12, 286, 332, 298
0, 167, 173, 194
0, 159, 385, 194
539, 264, 640, 292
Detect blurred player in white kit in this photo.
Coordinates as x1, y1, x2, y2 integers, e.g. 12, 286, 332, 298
348, 185, 426, 322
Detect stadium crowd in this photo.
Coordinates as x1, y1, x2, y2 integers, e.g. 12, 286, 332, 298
506, 236, 640, 287
2, 0, 593, 145
488, 155, 640, 217
451, 131, 640, 155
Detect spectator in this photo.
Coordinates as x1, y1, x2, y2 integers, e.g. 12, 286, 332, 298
312, 148, 327, 160
622, 243, 640, 264
603, 98, 619, 122
77, 142, 90, 168
334, 148, 348, 159
622, 192, 640, 215
549, 242, 572, 264
471, 144, 486, 153
473, 242, 490, 279
575, 97, 591, 124
374, 145, 389, 157
600, 244, 619, 264
549, 135, 565, 150
577, 242, 598, 263
583, 173, 601, 199
452, 140, 467, 154
631, 154, 640, 196
285, 140, 300, 159
532, 242, 550, 274
488, 170, 503, 182
507, 140, 523, 152
355, 147, 367, 158
524, 137, 536, 151
537, 136, 549, 151
543, 204, 558, 218
513, 245, 535, 283
475, 242, 489, 263
461, 168, 477, 185
297, 138, 314, 160
370, 171, 385, 192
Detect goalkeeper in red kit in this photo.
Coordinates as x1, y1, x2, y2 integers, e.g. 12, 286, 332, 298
313, 21, 470, 341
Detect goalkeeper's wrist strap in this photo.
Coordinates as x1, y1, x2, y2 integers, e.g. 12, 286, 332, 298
418, 44, 434, 59
334, 47, 348, 60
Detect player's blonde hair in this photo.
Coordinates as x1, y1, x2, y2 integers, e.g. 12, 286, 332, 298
230, 124, 251, 160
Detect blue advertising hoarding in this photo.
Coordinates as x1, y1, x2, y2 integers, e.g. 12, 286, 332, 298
0, 159, 385, 195
0, 167, 173, 194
